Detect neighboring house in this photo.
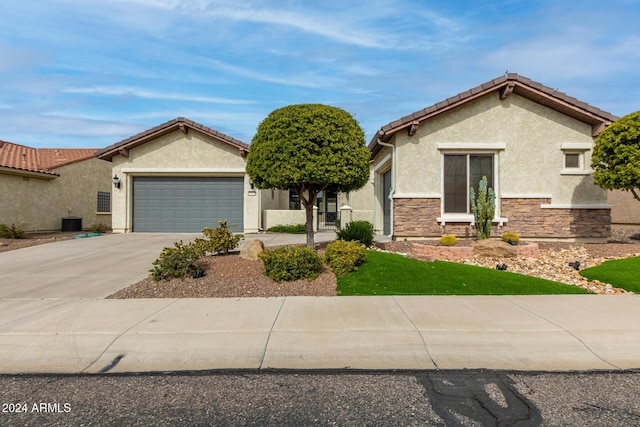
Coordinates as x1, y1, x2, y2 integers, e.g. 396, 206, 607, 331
0, 140, 112, 232
368, 73, 618, 241
608, 190, 640, 230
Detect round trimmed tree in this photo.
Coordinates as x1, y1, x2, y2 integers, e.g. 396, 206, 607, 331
592, 110, 640, 202
247, 104, 370, 247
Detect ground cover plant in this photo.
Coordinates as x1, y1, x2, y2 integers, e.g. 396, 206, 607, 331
337, 250, 590, 296
580, 256, 640, 293
267, 224, 306, 234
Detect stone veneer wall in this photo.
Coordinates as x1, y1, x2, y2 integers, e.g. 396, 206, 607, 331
500, 198, 610, 239
393, 198, 611, 239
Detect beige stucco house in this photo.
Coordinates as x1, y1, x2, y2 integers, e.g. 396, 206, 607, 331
95, 118, 262, 233
0, 140, 112, 232
369, 74, 619, 241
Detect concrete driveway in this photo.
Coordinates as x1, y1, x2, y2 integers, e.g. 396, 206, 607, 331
0, 231, 337, 299
0, 233, 201, 299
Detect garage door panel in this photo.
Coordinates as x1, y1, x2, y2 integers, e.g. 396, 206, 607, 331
133, 177, 244, 232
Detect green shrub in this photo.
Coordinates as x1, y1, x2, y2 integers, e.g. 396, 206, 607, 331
259, 246, 323, 282
501, 232, 520, 244
195, 220, 243, 255
439, 234, 458, 246
90, 223, 109, 234
336, 220, 374, 247
325, 240, 367, 277
0, 223, 24, 239
149, 240, 204, 281
267, 224, 306, 234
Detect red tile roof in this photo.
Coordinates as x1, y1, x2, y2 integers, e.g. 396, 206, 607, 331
369, 73, 619, 155
96, 117, 250, 161
0, 140, 98, 177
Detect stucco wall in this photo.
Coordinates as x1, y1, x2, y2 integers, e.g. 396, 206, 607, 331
390, 92, 607, 205
0, 158, 112, 232
109, 129, 258, 233
608, 190, 640, 227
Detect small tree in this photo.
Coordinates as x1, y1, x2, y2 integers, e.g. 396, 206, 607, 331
592, 110, 640, 202
469, 176, 495, 240
247, 104, 370, 247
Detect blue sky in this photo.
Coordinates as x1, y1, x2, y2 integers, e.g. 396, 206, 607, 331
1, 0, 639, 148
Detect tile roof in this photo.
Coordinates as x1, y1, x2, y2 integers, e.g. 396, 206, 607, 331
369, 73, 619, 154
96, 117, 250, 161
0, 140, 98, 177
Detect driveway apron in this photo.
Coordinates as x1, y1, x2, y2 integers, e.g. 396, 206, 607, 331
0, 233, 200, 299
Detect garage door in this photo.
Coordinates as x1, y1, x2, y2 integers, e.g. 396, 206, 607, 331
133, 177, 244, 232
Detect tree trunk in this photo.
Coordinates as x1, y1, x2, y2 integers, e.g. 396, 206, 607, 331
305, 201, 315, 248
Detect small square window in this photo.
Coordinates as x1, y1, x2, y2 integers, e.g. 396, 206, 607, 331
97, 191, 111, 213
564, 153, 581, 169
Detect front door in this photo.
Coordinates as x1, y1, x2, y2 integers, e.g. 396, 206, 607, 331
317, 190, 338, 230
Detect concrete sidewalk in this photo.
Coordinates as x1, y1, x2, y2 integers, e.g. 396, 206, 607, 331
1, 295, 639, 374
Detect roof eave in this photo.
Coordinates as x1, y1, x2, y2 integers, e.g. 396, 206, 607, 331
368, 74, 619, 155
96, 118, 249, 161
0, 166, 58, 179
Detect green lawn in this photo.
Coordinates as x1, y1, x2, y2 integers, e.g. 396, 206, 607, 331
337, 250, 590, 296
580, 256, 640, 293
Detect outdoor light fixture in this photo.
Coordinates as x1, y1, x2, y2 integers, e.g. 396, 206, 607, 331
496, 263, 508, 271
569, 261, 581, 271
250, 181, 255, 190
112, 175, 121, 189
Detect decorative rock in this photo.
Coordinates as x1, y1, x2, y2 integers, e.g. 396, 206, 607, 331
472, 239, 518, 258
240, 240, 265, 261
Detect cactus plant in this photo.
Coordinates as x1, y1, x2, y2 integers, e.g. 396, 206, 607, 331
469, 176, 495, 240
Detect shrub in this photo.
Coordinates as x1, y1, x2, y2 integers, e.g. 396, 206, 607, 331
501, 232, 520, 244
336, 220, 374, 247
439, 234, 458, 246
0, 223, 24, 239
325, 240, 367, 277
259, 246, 323, 282
267, 224, 306, 234
90, 223, 109, 234
470, 176, 496, 240
149, 240, 204, 281
195, 220, 243, 255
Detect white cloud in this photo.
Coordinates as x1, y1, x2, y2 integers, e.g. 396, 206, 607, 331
64, 86, 256, 105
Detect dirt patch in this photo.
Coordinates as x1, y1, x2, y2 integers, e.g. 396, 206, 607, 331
107, 253, 337, 299
0, 232, 77, 253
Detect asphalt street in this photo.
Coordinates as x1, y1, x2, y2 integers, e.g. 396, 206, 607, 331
2, 370, 640, 426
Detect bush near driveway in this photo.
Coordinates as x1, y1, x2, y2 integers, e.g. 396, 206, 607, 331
259, 246, 323, 282
580, 256, 640, 293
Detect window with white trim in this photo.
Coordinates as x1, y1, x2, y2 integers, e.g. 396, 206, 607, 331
564, 152, 581, 169
443, 154, 494, 214
97, 191, 111, 214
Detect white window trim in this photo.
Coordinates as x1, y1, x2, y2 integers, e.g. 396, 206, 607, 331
440, 151, 502, 219
541, 204, 613, 209
437, 143, 506, 150
560, 144, 591, 175
393, 193, 440, 198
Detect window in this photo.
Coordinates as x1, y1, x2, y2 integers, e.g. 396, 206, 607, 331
289, 190, 300, 210
564, 152, 581, 169
444, 154, 494, 214
97, 191, 111, 213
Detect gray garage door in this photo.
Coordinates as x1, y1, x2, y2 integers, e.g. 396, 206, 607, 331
133, 176, 244, 232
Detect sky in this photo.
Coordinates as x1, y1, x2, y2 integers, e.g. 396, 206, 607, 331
1, 0, 639, 149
